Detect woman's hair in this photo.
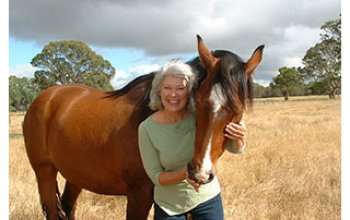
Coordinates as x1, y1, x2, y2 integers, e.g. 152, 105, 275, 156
149, 61, 197, 112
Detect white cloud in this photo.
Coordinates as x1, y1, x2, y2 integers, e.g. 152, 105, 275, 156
9, 63, 36, 78
254, 79, 271, 87
128, 64, 160, 75
112, 63, 160, 89
284, 57, 303, 68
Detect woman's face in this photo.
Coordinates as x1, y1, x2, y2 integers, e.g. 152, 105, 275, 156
160, 75, 189, 114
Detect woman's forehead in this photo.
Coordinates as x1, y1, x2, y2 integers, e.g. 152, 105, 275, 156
162, 75, 187, 86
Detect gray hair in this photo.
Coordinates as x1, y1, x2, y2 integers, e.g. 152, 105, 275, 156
149, 61, 197, 112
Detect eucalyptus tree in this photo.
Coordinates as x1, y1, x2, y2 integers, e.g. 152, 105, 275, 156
31, 41, 115, 90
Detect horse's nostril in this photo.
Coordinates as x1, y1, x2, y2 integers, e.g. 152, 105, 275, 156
187, 161, 197, 181
194, 171, 215, 185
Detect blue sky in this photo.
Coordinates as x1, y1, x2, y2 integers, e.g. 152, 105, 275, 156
9, 38, 38, 67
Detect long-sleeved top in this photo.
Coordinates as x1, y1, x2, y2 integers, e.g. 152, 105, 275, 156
138, 112, 244, 215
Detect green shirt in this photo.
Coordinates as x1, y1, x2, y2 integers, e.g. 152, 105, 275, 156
138, 112, 243, 215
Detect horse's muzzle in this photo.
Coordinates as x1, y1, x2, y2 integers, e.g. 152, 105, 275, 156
187, 160, 214, 185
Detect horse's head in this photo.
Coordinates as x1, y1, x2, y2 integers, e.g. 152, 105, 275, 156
187, 35, 264, 184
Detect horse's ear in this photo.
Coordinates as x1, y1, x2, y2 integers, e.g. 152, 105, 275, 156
197, 35, 219, 68
245, 45, 264, 77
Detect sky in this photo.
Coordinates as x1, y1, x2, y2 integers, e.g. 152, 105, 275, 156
8, 0, 341, 88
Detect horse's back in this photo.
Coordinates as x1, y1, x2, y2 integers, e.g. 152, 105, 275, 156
23, 85, 99, 165
23, 85, 100, 140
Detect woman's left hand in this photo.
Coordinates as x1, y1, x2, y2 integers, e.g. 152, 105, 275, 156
224, 120, 246, 147
187, 177, 200, 192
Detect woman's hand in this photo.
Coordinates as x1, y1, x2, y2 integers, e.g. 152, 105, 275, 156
158, 167, 200, 192
224, 120, 246, 148
186, 173, 200, 192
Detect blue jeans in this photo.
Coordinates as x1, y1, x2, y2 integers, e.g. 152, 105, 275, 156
154, 193, 224, 220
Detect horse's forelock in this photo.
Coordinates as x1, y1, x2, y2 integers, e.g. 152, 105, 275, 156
214, 51, 252, 115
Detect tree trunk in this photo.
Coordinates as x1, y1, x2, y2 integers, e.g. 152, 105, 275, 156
328, 88, 336, 99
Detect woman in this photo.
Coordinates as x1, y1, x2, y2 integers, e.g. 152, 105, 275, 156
138, 61, 246, 220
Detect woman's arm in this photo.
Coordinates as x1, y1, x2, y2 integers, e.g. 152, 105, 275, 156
138, 125, 164, 185
158, 168, 187, 186
139, 125, 192, 187
158, 168, 201, 192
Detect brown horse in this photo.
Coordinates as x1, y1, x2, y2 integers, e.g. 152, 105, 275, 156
22, 36, 264, 219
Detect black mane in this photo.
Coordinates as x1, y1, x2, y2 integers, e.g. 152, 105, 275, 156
105, 72, 156, 98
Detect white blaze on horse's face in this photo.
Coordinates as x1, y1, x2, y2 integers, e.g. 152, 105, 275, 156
195, 135, 213, 183
209, 84, 226, 117
195, 84, 227, 183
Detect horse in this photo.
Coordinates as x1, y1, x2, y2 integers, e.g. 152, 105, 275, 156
22, 35, 264, 220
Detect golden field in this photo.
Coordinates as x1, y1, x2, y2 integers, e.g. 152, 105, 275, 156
9, 96, 341, 220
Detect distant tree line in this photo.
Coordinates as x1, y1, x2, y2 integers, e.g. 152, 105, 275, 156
9, 17, 340, 112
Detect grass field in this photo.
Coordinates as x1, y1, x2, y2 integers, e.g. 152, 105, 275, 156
9, 96, 341, 219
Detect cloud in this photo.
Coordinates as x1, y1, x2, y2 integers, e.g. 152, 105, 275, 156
9, 0, 341, 84
112, 63, 161, 89
9, 63, 37, 78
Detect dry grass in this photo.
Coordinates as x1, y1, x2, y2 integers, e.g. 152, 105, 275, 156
9, 97, 341, 220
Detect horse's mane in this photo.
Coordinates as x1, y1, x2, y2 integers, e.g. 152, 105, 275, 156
106, 50, 253, 122
105, 72, 156, 98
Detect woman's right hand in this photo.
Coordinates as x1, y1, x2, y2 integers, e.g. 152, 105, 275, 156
185, 170, 200, 192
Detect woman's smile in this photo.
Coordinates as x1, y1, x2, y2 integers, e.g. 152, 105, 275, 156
160, 76, 189, 114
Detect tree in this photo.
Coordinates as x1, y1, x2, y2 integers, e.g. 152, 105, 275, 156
31, 41, 115, 90
9, 76, 40, 112
271, 67, 304, 100
301, 17, 341, 99
265, 83, 282, 97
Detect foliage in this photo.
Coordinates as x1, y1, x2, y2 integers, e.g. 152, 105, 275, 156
270, 67, 304, 100
9, 76, 40, 112
300, 17, 341, 99
253, 83, 266, 98
253, 83, 281, 98
31, 41, 115, 90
